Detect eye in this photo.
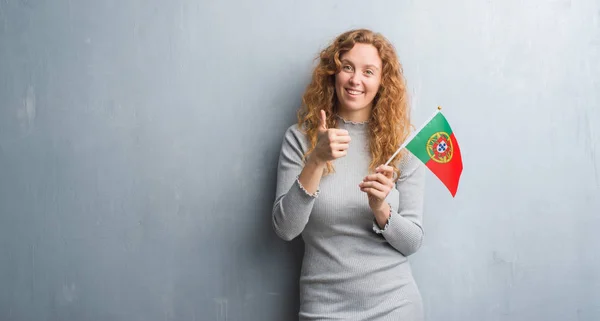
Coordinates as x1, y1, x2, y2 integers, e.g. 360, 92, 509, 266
342, 65, 353, 72
365, 69, 375, 75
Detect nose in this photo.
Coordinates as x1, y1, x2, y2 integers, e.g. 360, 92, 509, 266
349, 73, 361, 86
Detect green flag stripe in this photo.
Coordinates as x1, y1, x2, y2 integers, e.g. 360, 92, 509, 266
406, 113, 454, 163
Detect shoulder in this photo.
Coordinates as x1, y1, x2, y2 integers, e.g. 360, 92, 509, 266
397, 128, 425, 179
395, 152, 425, 183
398, 152, 419, 172
282, 123, 308, 141
280, 123, 310, 151
283, 122, 306, 136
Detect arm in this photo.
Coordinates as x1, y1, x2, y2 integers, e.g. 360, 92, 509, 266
372, 154, 426, 256
271, 126, 325, 241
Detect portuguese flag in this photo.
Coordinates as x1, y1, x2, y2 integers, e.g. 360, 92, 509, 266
387, 108, 463, 197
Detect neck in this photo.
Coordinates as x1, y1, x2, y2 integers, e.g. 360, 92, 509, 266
336, 106, 372, 123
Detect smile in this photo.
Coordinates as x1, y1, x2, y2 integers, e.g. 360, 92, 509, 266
345, 88, 364, 96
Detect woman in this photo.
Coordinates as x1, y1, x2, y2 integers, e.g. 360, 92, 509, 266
272, 28, 426, 321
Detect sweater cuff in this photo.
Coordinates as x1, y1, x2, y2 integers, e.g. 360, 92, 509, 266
372, 203, 392, 234
296, 175, 320, 198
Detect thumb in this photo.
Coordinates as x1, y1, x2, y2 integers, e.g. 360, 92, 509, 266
376, 165, 394, 178
319, 110, 328, 131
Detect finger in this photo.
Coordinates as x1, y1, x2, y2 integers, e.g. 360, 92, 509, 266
365, 173, 393, 186
361, 187, 387, 200
364, 175, 393, 189
332, 134, 351, 144
359, 180, 387, 193
332, 129, 350, 136
331, 143, 349, 151
374, 173, 394, 187
332, 150, 347, 158
375, 165, 394, 178
320, 110, 328, 131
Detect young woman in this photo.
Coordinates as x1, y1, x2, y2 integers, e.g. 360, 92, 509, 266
272, 28, 426, 321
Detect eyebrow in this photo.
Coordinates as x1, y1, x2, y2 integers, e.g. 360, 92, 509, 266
365, 64, 380, 71
341, 59, 381, 71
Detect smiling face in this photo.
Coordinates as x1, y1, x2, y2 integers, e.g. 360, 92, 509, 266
334, 43, 383, 122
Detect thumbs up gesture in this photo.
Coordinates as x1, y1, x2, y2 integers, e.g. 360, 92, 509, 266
310, 110, 351, 164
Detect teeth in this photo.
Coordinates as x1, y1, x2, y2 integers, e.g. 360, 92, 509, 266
347, 89, 362, 95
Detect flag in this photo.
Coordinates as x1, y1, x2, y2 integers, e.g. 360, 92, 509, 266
405, 109, 463, 197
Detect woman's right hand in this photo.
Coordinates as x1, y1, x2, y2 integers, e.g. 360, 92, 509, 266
309, 110, 351, 164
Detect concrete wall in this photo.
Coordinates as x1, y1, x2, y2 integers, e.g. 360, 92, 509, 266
1, 0, 598, 320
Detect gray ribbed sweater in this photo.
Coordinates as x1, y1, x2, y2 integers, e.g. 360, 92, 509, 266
272, 116, 426, 321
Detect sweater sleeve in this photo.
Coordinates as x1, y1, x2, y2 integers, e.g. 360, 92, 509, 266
372, 153, 426, 256
271, 125, 318, 241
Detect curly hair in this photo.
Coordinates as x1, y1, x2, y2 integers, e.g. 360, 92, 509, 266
297, 28, 412, 179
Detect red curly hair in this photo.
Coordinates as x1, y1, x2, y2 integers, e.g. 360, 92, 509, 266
297, 28, 412, 178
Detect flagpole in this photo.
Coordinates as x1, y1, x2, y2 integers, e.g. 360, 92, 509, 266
384, 106, 442, 166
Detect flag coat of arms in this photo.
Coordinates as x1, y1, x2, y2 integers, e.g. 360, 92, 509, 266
391, 108, 463, 197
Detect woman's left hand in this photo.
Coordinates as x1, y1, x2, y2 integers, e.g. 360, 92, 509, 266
359, 165, 395, 213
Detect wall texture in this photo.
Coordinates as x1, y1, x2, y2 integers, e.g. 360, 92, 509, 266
1, 0, 599, 320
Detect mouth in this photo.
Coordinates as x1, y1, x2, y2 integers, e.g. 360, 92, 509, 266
345, 88, 364, 96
